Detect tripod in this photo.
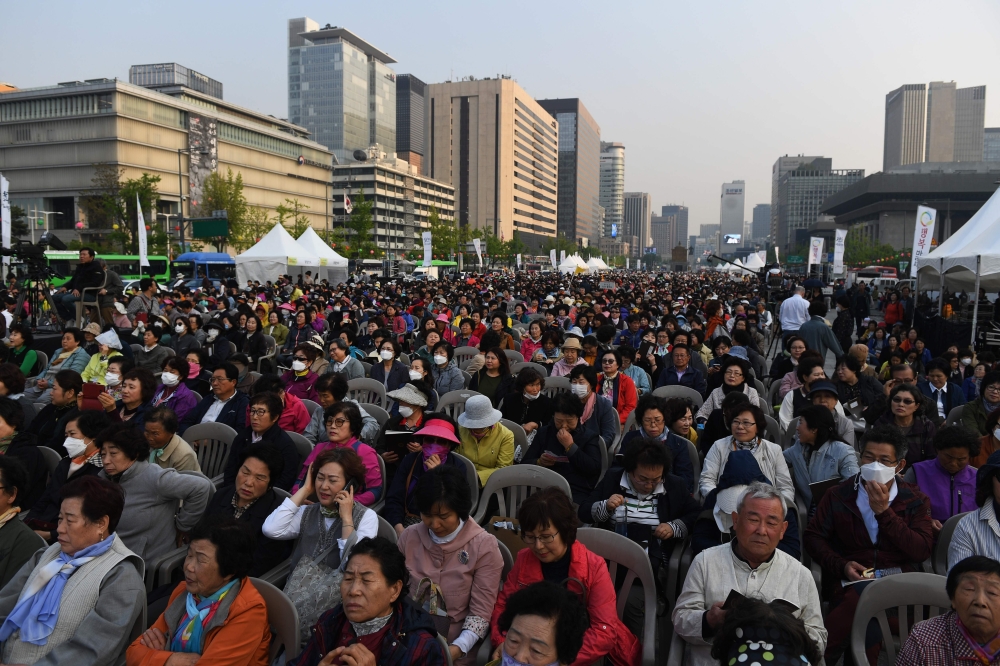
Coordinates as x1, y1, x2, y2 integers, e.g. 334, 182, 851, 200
12, 262, 63, 332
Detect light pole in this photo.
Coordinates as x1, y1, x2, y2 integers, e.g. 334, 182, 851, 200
177, 148, 210, 254
157, 213, 178, 259
31, 210, 62, 244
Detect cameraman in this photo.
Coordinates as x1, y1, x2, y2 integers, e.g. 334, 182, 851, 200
53, 248, 104, 323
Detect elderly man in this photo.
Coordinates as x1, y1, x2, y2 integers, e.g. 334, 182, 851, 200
672, 481, 826, 666
655, 343, 707, 397
779, 286, 810, 344
804, 424, 933, 664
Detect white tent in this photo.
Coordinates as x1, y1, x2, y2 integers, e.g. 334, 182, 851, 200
559, 254, 589, 274
296, 227, 349, 285
586, 256, 609, 272
743, 253, 765, 270
916, 187, 1000, 289
236, 224, 321, 284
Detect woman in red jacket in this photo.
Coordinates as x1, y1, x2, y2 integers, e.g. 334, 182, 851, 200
597, 348, 638, 425
883, 291, 904, 327
490, 488, 641, 666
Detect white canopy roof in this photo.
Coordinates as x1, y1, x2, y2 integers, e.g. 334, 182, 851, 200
915, 187, 1000, 288
296, 227, 348, 266
742, 253, 765, 270
236, 224, 320, 283
586, 256, 609, 271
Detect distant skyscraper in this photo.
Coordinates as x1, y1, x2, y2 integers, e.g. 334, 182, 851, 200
622, 192, 650, 257
884, 84, 927, 170
776, 160, 864, 251
650, 214, 670, 256
661, 205, 689, 250
925, 81, 956, 163
771, 156, 823, 242
396, 74, 425, 172
985, 128, 1000, 162
599, 142, 625, 238
956, 86, 986, 162
719, 181, 745, 251
752, 204, 771, 241
288, 19, 397, 163
536, 98, 602, 247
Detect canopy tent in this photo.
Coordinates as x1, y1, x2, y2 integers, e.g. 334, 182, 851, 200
559, 254, 589, 274
742, 253, 766, 270
236, 224, 320, 284
296, 227, 349, 285
915, 186, 1000, 290
587, 256, 609, 272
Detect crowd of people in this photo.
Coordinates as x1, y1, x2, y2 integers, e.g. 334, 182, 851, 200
0, 248, 997, 665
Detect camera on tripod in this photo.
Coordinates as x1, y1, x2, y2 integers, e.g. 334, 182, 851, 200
0, 232, 67, 281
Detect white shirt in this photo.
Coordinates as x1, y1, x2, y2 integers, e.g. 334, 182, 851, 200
262, 497, 378, 555
856, 477, 898, 544
779, 294, 810, 332
201, 392, 236, 424
930, 383, 947, 420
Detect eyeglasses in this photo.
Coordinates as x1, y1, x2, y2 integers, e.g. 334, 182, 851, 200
891, 397, 916, 405
985, 385, 1000, 394
633, 473, 663, 486
210, 376, 233, 384
860, 453, 898, 466
641, 417, 665, 427
249, 409, 270, 417
731, 420, 756, 429
724, 369, 744, 378
327, 417, 349, 428
601, 359, 617, 365
522, 532, 559, 546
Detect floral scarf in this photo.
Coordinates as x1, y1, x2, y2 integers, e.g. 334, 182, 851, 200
957, 614, 1000, 665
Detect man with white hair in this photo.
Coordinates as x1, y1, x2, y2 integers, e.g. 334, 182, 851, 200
672, 481, 826, 666
779, 285, 810, 344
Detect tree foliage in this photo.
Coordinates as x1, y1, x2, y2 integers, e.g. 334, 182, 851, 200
276, 198, 312, 241
78, 164, 166, 254
327, 189, 379, 259
843, 227, 898, 268
200, 168, 250, 252
8, 206, 29, 238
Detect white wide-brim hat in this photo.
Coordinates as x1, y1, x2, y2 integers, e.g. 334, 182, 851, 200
457, 395, 502, 429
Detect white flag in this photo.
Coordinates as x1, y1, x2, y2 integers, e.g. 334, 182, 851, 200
911, 206, 937, 277
0, 175, 10, 271
833, 228, 848, 274
626, 257, 630, 270
516, 253, 522, 269
344, 195, 353, 215
549, 249, 557, 267
807, 237, 824, 268
560, 250, 566, 265
472, 237, 483, 267
421, 231, 432, 267
774, 247, 780, 265
137, 195, 150, 268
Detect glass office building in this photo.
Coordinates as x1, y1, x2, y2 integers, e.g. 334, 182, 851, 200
129, 63, 223, 100
288, 19, 396, 164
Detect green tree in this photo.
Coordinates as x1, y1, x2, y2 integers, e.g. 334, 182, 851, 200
276, 198, 312, 240
8, 206, 29, 238
344, 190, 378, 259
200, 168, 249, 252
427, 206, 462, 259
844, 227, 898, 268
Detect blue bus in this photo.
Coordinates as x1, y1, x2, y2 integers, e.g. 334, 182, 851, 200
171, 252, 235, 289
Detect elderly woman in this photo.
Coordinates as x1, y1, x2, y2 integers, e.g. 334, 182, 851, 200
81, 329, 124, 384
490, 487, 641, 666
376, 381, 433, 473
280, 344, 320, 403
263, 447, 378, 647
98, 367, 156, 432
700, 404, 795, 507
697, 354, 761, 422
294, 402, 383, 506
551, 338, 588, 378
532, 331, 563, 369
580, 438, 700, 639
431, 340, 465, 395
302, 373, 379, 446
415, 329, 442, 364
289, 536, 447, 665
568, 364, 618, 448
371, 338, 409, 393
876, 382, 938, 466
23, 327, 90, 404
152, 356, 199, 423
128, 518, 271, 665
223, 392, 299, 491
619, 394, 695, 493
0, 476, 145, 664
455, 318, 481, 349
783, 405, 860, 507
667, 396, 698, 444
265, 310, 289, 348
144, 405, 200, 472
597, 348, 638, 425
188, 312, 206, 345
489, 313, 516, 350
458, 395, 515, 487
98, 422, 212, 564
905, 425, 979, 533
398, 466, 504, 665
834, 354, 883, 410
469, 347, 515, 407
488, 581, 589, 666
499, 367, 552, 444
523, 393, 604, 505
170, 316, 202, 358
0, 457, 39, 587
898, 556, 1000, 665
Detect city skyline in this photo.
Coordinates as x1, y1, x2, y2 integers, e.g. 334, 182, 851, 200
3, 0, 1000, 241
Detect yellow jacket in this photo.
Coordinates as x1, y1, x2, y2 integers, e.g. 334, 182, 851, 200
81, 350, 122, 384
458, 423, 515, 487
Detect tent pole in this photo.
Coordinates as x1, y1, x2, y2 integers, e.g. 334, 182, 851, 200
971, 256, 982, 349
939, 258, 945, 317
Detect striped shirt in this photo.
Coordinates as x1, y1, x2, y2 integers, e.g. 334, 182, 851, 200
947, 501, 1000, 572
591, 472, 688, 543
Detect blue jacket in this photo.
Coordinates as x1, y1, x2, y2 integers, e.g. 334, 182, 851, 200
618, 429, 695, 495
614, 328, 646, 349
783, 438, 860, 506
177, 390, 250, 436
580, 393, 618, 449
655, 364, 708, 397
918, 380, 967, 419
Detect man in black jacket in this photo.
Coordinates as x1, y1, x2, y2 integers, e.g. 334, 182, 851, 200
53, 247, 104, 323
177, 362, 249, 435
522, 393, 603, 505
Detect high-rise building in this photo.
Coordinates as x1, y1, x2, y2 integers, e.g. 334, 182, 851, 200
884, 84, 927, 170
956, 86, 986, 162
752, 204, 771, 241
925, 81, 956, 163
771, 156, 824, 241
288, 19, 396, 163
776, 161, 864, 252
599, 142, 625, 238
622, 192, 651, 258
660, 205, 689, 251
985, 128, 1000, 162
129, 63, 223, 100
536, 98, 601, 247
650, 214, 670, 256
424, 77, 558, 248
396, 74, 426, 172
719, 181, 745, 252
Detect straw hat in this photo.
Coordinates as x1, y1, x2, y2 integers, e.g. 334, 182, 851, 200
82, 323, 101, 336
457, 395, 502, 429
386, 383, 429, 408
561, 338, 583, 351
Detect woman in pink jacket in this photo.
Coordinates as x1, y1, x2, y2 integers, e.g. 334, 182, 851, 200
398, 466, 504, 665
518, 321, 545, 363
490, 488, 642, 666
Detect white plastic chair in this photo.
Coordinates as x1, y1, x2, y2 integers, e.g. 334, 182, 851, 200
471, 465, 573, 525
347, 378, 387, 409
183, 422, 238, 483
359, 402, 390, 431
301, 398, 322, 417
436, 390, 482, 420
541, 375, 570, 398
249, 577, 301, 663
651, 385, 704, 408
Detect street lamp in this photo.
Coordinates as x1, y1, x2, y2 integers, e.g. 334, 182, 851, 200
177, 148, 210, 254
31, 209, 62, 244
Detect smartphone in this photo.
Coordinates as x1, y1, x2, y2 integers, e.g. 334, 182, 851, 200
336, 479, 358, 508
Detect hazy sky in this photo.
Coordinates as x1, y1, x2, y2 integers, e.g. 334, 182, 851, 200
5, 0, 1000, 237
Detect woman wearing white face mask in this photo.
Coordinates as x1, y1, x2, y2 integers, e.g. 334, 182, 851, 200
279, 343, 320, 403
80, 330, 124, 385
103, 357, 129, 402
430, 341, 465, 395
568, 364, 618, 450
169, 316, 201, 358
499, 367, 552, 444
370, 339, 410, 395
377, 381, 433, 477
24, 410, 112, 545
151, 357, 199, 423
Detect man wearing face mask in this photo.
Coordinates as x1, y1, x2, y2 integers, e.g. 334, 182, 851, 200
804, 424, 933, 664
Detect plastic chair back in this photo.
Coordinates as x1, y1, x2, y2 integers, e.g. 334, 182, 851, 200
436, 390, 482, 420
258, 335, 277, 372
767, 379, 782, 416
850, 572, 950, 666
37, 446, 62, 474
359, 402, 390, 431
452, 452, 480, 512
377, 515, 398, 544
504, 350, 525, 364
765, 414, 781, 444
366, 454, 388, 514
946, 405, 965, 427
287, 432, 314, 468
184, 422, 238, 481
35, 351, 49, 373
577, 527, 658, 666
360, 361, 372, 377
499, 419, 528, 464
347, 378, 387, 409
753, 378, 766, 399
496, 538, 514, 582
781, 417, 799, 450
541, 375, 570, 398
511, 361, 550, 378
651, 385, 704, 408
597, 437, 609, 483
453, 346, 479, 367
301, 399, 321, 416
934, 511, 972, 575
437, 633, 454, 666
680, 436, 701, 501
472, 464, 573, 524
249, 577, 301, 663
461, 370, 473, 388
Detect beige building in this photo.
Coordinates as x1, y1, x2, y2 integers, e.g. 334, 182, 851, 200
598, 236, 631, 258
424, 77, 558, 250
0, 75, 333, 248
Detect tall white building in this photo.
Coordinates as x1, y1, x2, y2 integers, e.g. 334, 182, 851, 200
599, 142, 625, 238
719, 180, 745, 253
622, 192, 651, 258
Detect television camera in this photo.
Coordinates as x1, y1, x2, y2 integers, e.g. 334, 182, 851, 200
0, 232, 69, 330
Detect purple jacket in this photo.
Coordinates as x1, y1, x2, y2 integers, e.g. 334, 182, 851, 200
911, 457, 977, 523
152, 381, 199, 423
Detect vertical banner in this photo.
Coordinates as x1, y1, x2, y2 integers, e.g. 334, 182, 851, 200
0, 175, 10, 272
516, 253, 522, 269
626, 257, 630, 270
911, 205, 937, 277
549, 249, 557, 267
472, 237, 483, 267
136, 195, 150, 269
421, 231, 432, 267
560, 250, 566, 265
774, 247, 780, 265
833, 229, 848, 274
807, 237, 824, 268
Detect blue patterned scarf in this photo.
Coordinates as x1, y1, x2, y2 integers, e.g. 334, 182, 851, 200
170, 578, 239, 654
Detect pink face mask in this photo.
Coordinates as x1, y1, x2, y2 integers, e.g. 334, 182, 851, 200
422, 442, 451, 463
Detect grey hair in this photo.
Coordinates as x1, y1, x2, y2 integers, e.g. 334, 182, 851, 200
737, 481, 787, 516
794, 286, 806, 295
